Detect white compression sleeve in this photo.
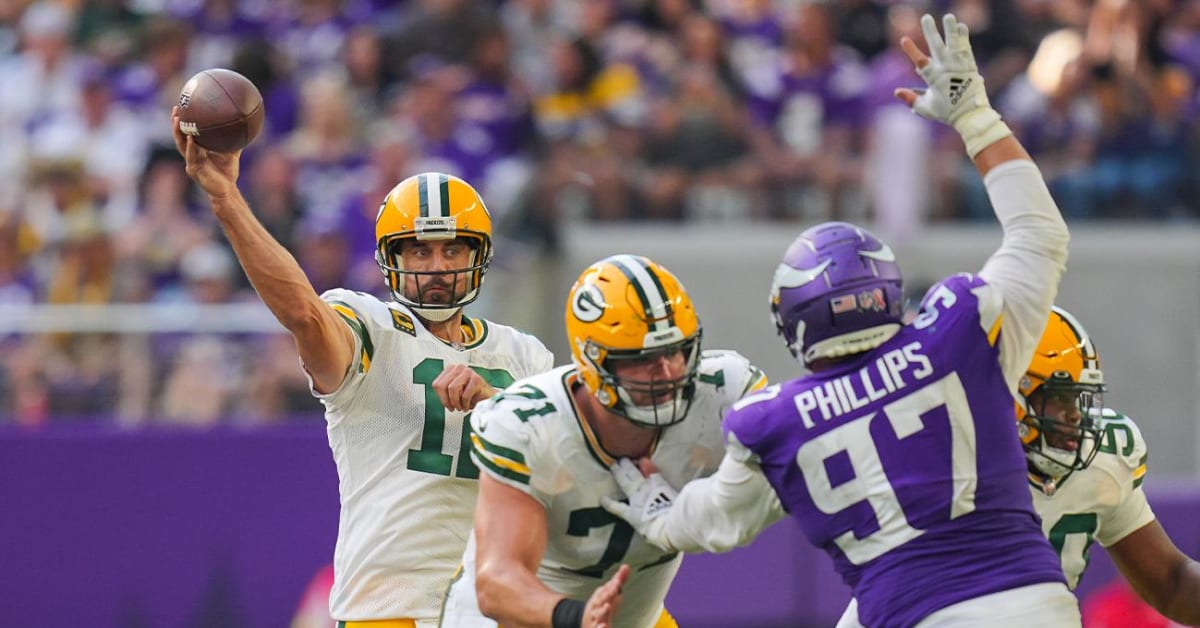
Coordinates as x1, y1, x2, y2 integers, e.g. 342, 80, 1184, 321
658, 449, 787, 554
977, 159, 1070, 389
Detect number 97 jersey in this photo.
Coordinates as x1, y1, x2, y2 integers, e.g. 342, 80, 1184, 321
723, 274, 1067, 628
444, 350, 768, 628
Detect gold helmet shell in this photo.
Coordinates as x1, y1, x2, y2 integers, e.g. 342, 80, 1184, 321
1017, 306, 1106, 485
565, 255, 702, 427
374, 172, 493, 320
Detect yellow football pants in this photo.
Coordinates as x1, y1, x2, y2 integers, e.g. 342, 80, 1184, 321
338, 620, 416, 628
495, 607, 676, 628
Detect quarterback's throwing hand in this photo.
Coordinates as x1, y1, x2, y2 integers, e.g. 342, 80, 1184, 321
894, 13, 1011, 158
601, 458, 678, 550
170, 106, 240, 200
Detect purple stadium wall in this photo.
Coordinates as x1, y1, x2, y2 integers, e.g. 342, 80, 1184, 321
1, 424, 1197, 627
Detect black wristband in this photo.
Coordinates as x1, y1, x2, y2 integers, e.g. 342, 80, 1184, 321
551, 597, 585, 628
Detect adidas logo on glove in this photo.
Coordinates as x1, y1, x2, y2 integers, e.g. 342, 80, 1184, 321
647, 493, 674, 518
948, 76, 973, 106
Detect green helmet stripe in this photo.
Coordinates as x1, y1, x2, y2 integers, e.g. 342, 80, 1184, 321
609, 255, 673, 331
417, 174, 429, 218
439, 173, 450, 218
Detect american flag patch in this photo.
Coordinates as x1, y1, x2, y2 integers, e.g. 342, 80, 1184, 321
831, 295, 857, 314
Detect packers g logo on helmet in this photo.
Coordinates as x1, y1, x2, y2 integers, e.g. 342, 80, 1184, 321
1017, 306, 1106, 490
571, 284, 607, 323
565, 255, 702, 427
374, 172, 493, 322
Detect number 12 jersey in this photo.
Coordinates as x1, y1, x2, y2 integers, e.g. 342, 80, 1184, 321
312, 288, 553, 622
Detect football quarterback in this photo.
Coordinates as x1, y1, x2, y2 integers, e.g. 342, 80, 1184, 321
174, 107, 554, 628
310, 173, 553, 626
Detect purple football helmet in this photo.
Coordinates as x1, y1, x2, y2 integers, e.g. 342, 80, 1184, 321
770, 222, 904, 365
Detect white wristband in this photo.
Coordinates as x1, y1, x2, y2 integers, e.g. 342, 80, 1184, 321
953, 106, 1013, 159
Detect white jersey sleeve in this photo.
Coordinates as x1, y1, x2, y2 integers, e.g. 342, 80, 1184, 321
1092, 411, 1154, 547
468, 379, 557, 506
975, 160, 1070, 391
309, 288, 390, 409
696, 349, 770, 400
658, 433, 788, 554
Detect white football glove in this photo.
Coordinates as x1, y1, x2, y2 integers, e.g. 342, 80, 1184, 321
600, 458, 678, 551
909, 13, 1012, 158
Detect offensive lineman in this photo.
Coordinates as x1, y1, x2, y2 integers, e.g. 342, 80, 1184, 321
439, 255, 768, 628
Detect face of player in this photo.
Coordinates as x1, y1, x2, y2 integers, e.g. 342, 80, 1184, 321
1036, 387, 1087, 452
608, 348, 688, 407
399, 238, 474, 306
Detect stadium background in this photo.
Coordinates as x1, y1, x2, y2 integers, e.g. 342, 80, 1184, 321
0, 0, 1198, 626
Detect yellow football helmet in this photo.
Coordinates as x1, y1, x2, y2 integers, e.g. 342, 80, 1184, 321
374, 172, 493, 321
566, 255, 702, 427
1017, 306, 1106, 489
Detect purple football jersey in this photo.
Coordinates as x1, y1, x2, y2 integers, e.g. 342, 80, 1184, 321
725, 274, 1065, 628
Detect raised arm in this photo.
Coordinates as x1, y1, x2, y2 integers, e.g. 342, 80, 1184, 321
171, 108, 353, 393
894, 15, 1068, 387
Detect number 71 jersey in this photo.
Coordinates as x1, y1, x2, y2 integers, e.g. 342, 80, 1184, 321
314, 289, 553, 621
458, 351, 768, 628
723, 275, 1066, 628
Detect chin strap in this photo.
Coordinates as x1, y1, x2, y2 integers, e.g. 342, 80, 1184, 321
411, 305, 460, 323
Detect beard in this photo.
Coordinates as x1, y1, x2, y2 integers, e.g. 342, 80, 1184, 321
412, 278, 458, 304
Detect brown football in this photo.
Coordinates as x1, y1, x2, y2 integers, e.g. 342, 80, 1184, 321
177, 68, 264, 153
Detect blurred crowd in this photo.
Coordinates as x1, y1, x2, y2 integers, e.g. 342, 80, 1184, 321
2, 0, 1199, 426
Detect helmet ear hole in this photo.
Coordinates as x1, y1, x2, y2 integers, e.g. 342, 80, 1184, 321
565, 255, 703, 427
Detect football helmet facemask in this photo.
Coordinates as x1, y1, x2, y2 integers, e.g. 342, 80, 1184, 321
375, 172, 493, 322
566, 255, 702, 428
1017, 306, 1106, 489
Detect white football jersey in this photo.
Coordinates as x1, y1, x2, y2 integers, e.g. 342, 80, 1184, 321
1031, 409, 1155, 590
310, 289, 554, 621
441, 350, 769, 628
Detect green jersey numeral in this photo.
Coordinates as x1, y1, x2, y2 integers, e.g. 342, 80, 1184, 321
1097, 420, 1136, 456
1047, 512, 1098, 588
563, 507, 635, 578
408, 357, 515, 478
492, 383, 557, 422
